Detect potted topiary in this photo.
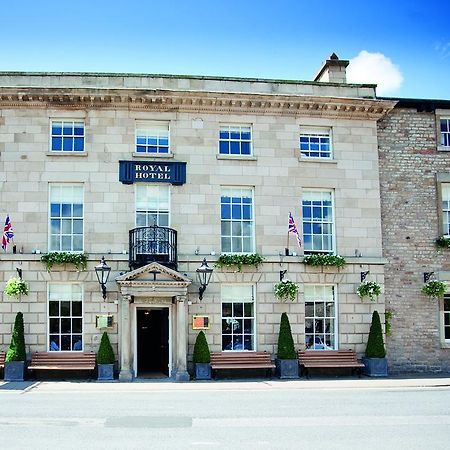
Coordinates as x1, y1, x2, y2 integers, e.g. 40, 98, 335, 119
97, 331, 115, 380
4, 312, 26, 381
193, 331, 211, 380
276, 312, 299, 379
362, 310, 388, 377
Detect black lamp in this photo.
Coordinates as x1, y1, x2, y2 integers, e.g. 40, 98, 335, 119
95, 256, 111, 300
196, 258, 213, 300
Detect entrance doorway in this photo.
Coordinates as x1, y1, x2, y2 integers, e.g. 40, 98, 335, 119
136, 308, 169, 377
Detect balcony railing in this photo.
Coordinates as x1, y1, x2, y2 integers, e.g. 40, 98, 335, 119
129, 226, 177, 271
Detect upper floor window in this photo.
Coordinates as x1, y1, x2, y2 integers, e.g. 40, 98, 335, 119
300, 127, 332, 159
221, 188, 254, 253
302, 190, 334, 254
219, 125, 252, 156
136, 121, 169, 154
221, 284, 255, 351
48, 283, 83, 352
441, 119, 450, 147
51, 120, 85, 152
136, 184, 170, 227
442, 184, 450, 236
49, 184, 84, 252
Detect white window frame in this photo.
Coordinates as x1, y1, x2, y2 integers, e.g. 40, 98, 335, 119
220, 187, 255, 254
48, 184, 84, 252
218, 124, 252, 156
47, 283, 84, 352
441, 184, 450, 237
441, 294, 450, 346
440, 118, 450, 148
302, 189, 335, 254
135, 184, 171, 228
221, 284, 256, 352
50, 119, 85, 152
135, 120, 170, 154
304, 284, 338, 350
300, 127, 332, 159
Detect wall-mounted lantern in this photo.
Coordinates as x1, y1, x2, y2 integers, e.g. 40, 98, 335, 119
95, 256, 111, 300
196, 258, 213, 300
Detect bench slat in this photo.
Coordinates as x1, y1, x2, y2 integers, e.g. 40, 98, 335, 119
210, 352, 275, 378
29, 352, 96, 371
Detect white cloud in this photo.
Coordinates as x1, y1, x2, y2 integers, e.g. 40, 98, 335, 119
347, 51, 403, 95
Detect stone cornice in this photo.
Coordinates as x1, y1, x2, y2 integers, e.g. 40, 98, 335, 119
0, 87, 396, 120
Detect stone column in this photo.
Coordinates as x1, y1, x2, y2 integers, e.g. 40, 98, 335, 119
174, 295, 190, 382
119, 294, 133, 382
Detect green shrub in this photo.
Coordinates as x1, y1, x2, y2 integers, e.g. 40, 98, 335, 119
41, 252, 88, 272
6, 312, 26, 362
97, 331, 115, 365
365, 311, 386, 358
277, 313, 296, 360
193, 331, 211, 364
302, 254, 346, 268
215, 254, 264, 272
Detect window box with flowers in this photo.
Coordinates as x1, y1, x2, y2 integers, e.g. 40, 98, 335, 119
274, 279, 299, 302
215, 253, 264, 272
302, 254, 346, 268
40, 252, 88, 272
435, 236, 450, 249
357, 281, 381, 302
4, 277, 29, 299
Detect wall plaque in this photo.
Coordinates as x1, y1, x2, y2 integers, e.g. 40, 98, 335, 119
192, 315, 210, 330
96, 314, 114, 329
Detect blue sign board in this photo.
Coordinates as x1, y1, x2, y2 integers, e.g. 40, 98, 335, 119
119, 160, 187, 185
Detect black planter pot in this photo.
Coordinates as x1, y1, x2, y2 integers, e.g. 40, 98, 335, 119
362, 357, 388, 377
98, 363, 115, 380
4, 361, 25, 381
195, 363, 211, 380
276, 359, 299, 379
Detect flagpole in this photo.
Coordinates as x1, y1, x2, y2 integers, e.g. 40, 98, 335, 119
285, 230, 290, 256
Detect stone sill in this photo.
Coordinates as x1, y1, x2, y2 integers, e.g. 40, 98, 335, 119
437, 145, 450, 152
216, 155, 257, 161
132, 152, 174, 159
298, 157, 337, 164
46, 152, 88, 157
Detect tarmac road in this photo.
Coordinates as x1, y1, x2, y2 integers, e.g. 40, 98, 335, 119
1, 377, 450, 450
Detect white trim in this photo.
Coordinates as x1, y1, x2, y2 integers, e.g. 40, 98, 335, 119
218, 123, 253, 156
49, 119, 85, 153
135, 120, 171, 155
135, 184, 171, 228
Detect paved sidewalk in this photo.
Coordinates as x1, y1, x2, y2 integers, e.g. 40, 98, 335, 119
1, 375, 450, 393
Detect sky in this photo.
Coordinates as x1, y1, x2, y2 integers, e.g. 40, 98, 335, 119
1, 0, 449, 99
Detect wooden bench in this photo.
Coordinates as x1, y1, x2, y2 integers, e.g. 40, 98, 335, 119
298, 349, 364, 378
28, 352, 96, 374
210, 351, 275, 379
0, 352, 5, 373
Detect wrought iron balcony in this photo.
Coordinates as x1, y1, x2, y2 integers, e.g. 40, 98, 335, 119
129, 226, 177, 271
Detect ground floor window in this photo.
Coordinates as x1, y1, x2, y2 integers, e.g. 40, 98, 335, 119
48, 283, 83, 351
304, 285, 336, 350
443, 295, 450, 342
221, 284, 255, 351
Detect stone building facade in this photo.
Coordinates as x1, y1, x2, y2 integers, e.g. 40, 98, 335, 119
378, 99, 450, 373
0, 56, 394, 380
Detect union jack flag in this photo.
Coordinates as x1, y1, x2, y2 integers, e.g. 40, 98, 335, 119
288, 212, 301, 247
2, 215, 14, 251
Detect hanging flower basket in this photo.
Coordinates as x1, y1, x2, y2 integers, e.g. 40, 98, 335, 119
421, 280, 447, 298
274, 279, 299, 302
4, 277, 29, 298
435, 236, 450, 248
357, 281, 381, 302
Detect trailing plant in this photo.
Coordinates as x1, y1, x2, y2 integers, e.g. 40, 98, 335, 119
365, 310, 386, 359
274, 279, 299, 302
4, 276, 28, 298
97, 331, 115, 365
385, 310, 393, 336
421, 280, 447, 298
277, 312, 296, 360
41, 252, 88, 272
193, 331, 211, 364
215, 253, 264, 272
6, 312, 26, 362
435, 236, 450, 248
357, 281, 381, 302
302, 254, 346, 268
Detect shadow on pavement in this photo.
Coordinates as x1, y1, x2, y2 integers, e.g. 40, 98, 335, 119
0, 381, 39, 391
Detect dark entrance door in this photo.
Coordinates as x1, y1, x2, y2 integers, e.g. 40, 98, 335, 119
137, 308, 169, 377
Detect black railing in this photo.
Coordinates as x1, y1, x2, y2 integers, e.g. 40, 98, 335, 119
129, 226, 177, 271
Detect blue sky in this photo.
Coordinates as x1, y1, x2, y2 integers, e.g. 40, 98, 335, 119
1, 0, 449, 99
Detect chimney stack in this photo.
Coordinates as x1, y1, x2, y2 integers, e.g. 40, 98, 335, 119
314, 53, 349, 84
